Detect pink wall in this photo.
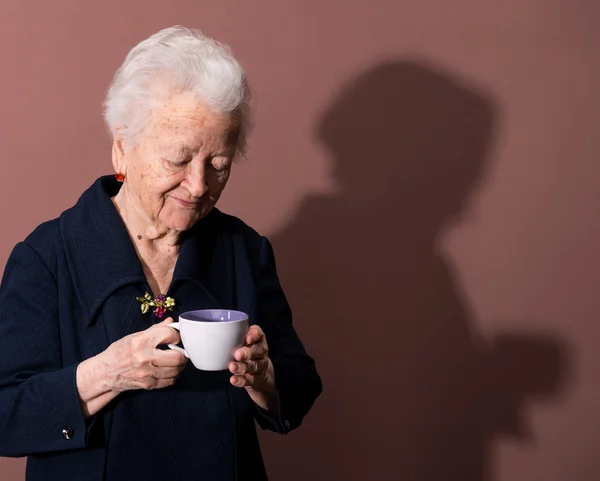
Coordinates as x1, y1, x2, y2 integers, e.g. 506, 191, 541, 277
1, 1, 599, 480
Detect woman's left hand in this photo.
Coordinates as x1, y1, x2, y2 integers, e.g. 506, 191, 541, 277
229, 325, 277, 411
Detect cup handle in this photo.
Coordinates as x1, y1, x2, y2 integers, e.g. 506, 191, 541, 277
167, 322, 189, 358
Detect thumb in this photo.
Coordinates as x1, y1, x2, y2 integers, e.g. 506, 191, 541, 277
147, 318, 179, 346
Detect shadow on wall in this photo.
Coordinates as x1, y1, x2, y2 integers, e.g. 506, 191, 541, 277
259, 61, 570, 481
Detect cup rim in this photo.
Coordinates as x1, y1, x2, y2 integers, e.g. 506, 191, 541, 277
179, 309, 249, 323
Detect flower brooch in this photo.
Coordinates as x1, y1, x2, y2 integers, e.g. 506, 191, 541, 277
136, 292, 176, 320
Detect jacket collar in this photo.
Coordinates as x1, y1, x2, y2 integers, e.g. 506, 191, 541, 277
59, 176, 234, 325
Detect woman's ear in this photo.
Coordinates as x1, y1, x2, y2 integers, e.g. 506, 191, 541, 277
111, 131, 127, 177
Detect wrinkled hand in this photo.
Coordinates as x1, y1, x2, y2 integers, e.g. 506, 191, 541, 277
98, 317, 188, 392
229, 325, 276, 398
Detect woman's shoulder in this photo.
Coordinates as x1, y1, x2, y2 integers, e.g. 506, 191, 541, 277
17, 178, 100, 262
8, 218, 63, 276
25, 217, 61, 242
210, 209, 265, 243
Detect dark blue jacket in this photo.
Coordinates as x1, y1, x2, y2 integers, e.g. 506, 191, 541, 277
0, 176, 322, 480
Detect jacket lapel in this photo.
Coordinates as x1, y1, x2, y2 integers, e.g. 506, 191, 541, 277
60, 176, 146, 326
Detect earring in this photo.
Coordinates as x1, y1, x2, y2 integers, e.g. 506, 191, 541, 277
115, 173, 125, 182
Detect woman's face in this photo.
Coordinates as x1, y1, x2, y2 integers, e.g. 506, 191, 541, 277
114, 90, 239, 232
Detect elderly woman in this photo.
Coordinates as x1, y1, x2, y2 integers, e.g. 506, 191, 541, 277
0, 26, 321, 481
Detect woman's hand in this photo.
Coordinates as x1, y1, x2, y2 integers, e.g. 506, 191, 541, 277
76, 318, 188, 417
229, 325, 278, 412
99, 317, 188, 392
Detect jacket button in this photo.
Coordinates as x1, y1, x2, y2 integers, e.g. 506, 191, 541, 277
284, 419, 290, 430
62, 427, 74, 440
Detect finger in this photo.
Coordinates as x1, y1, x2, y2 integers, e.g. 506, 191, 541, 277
251, 358, 269, 374
245, 325, 264, 345
229, 361, 249, 375
234, 343, 265, 362
153, 366, 186, 380
229, 359, 265, 375
230, 373, 254, 388
156, 317, 174, 325
147, 325, 181, 347
153, 349, 188, 367
152, 378, 179, 390
138, 375, 176, 390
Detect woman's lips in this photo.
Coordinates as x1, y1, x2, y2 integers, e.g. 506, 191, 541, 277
172, 196, 203, 208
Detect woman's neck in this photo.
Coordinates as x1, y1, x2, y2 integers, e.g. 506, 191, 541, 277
112, 185, 182, 250
112, 187, 181, 296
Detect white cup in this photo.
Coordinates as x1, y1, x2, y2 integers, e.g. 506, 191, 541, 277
167, 309, 249, 371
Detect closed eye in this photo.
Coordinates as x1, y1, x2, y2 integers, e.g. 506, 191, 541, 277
163, 154, 192, 167
207, 156, 231, 172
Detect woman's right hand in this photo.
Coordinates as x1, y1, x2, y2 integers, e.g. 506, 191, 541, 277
98, 317, 188, 392
76, 318, 188, 417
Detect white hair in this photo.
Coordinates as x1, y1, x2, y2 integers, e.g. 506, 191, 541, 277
103, 25, 252, 155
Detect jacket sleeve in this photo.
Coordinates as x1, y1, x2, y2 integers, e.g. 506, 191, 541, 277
0, 242, 92, 456
252, 236, 322, 434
